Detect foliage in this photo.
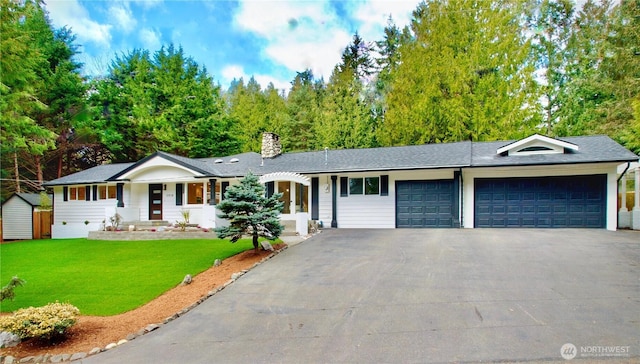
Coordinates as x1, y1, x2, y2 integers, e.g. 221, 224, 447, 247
108, 213, 122, 229
215, 173, 284, 252
176, 209, 191, 231
315, 34, 377, 149
378, 0, 539, 146
0, 238, 261, 315
0, 0, 90, 202
0, 302, 79, 341
86, 45, 240, 162
2, 0, 638, 184
0, 276, 26, 302
38, 192, 52, 210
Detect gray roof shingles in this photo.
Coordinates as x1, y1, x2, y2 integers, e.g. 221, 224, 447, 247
43, 135, 638, 186
471, 135, 638, 167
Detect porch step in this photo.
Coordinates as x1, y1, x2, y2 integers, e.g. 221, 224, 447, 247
280, 220, 297, 236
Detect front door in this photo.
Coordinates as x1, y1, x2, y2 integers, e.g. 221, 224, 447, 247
149, 184, 163, 220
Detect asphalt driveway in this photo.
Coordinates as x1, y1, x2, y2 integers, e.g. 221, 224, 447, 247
82, 229, 640, 363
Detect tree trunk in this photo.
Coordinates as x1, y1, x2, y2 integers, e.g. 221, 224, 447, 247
253, 232, 260, 253
35, 154, 43, 188
13, 151, 21, 193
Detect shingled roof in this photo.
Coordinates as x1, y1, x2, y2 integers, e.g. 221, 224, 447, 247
43, 135, 638, 186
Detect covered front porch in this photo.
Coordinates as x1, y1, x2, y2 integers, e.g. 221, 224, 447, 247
106, 171, 312, 237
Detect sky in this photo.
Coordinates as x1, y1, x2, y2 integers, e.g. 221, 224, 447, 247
44, 0, 422, 92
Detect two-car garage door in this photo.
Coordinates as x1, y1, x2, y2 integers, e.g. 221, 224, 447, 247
395, 175, 607, 228
474, 175, 606, 228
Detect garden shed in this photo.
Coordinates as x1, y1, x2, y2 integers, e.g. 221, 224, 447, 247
1, 193, 52, 240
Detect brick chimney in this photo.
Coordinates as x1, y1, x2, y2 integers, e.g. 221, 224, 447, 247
261, 132, 282, 158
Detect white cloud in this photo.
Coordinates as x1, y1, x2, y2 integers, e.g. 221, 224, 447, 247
138, 0, 164, 10
109, 3, 137, 33
221, 65, 245, 82
139, 28, 161, 51
45, 0, 112, 46
232, 0, 419, 82
351, 1, 417, 42
233, 0, 351, 80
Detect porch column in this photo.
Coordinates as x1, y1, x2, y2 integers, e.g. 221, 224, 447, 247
632, 167, 640, 230
116, 183, 125, 208
619, 173, 630, 228
331, 175, 337, 228
209, 178, 216, 205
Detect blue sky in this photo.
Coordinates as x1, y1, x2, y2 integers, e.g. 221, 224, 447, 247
44, 0, 421, 92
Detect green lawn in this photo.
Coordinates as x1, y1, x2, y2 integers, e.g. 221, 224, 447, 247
0, 238, 258, 316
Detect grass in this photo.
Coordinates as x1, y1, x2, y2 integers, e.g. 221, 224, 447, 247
0, 238, 258, 316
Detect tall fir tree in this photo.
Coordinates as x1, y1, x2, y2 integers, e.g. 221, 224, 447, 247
315, 34, 377, 149
284, 70, 322, 151
379, 0, 539, 146
526, 0, 575, 135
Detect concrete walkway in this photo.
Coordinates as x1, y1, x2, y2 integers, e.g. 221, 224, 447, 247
81, 229, 640, 363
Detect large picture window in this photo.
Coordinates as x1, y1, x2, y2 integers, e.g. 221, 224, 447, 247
187, 183, 204, 204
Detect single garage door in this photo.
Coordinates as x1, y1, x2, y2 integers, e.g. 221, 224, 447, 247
396, 180, 455, 228
474, 175, 606, 228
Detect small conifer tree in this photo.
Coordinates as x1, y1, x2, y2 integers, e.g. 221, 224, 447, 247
215, 173, 284, 252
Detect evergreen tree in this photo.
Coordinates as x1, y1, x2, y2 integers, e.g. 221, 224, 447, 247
379, 0, 539, 146
86, 45, 239, 161
315, 34, 377, 149
215, 173, 284, 253
284, 70, 322, 151
554, 0, 614, 137
600, 0, 640, 153
0, 0, 89, 200
526, 0, 575, 135
226, 77, 270, 152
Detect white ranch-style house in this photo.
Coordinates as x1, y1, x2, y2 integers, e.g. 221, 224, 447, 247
43, 133, 640, 238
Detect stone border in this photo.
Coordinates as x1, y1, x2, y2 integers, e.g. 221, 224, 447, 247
0, 246, 288, 364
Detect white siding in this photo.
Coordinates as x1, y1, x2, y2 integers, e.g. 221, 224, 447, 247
328, 169, 456, 229
52, 186, 116, 226
462, 163, 619, 231
2, 196, 33, 239
317, 175, 333, 227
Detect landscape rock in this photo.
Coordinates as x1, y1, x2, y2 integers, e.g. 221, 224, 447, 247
3, 356, 15, 364
214, 259, 221, 267
49, 354, 70, 363
105, 343, 117, 350
89, 347, 102, 355
69, 352, 86, 361
117, 339, 128, 345
261, 241, 274, 251
231, 272, 243, 280
145, 323, 160, 333
18, 356, 33, 363
0, 332, 20, 348
126, 332, 138, 340
181, 274, 192, 285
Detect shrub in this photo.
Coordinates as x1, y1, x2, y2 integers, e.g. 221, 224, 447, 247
0, 302, 80, 341
0, 276, 25, 302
